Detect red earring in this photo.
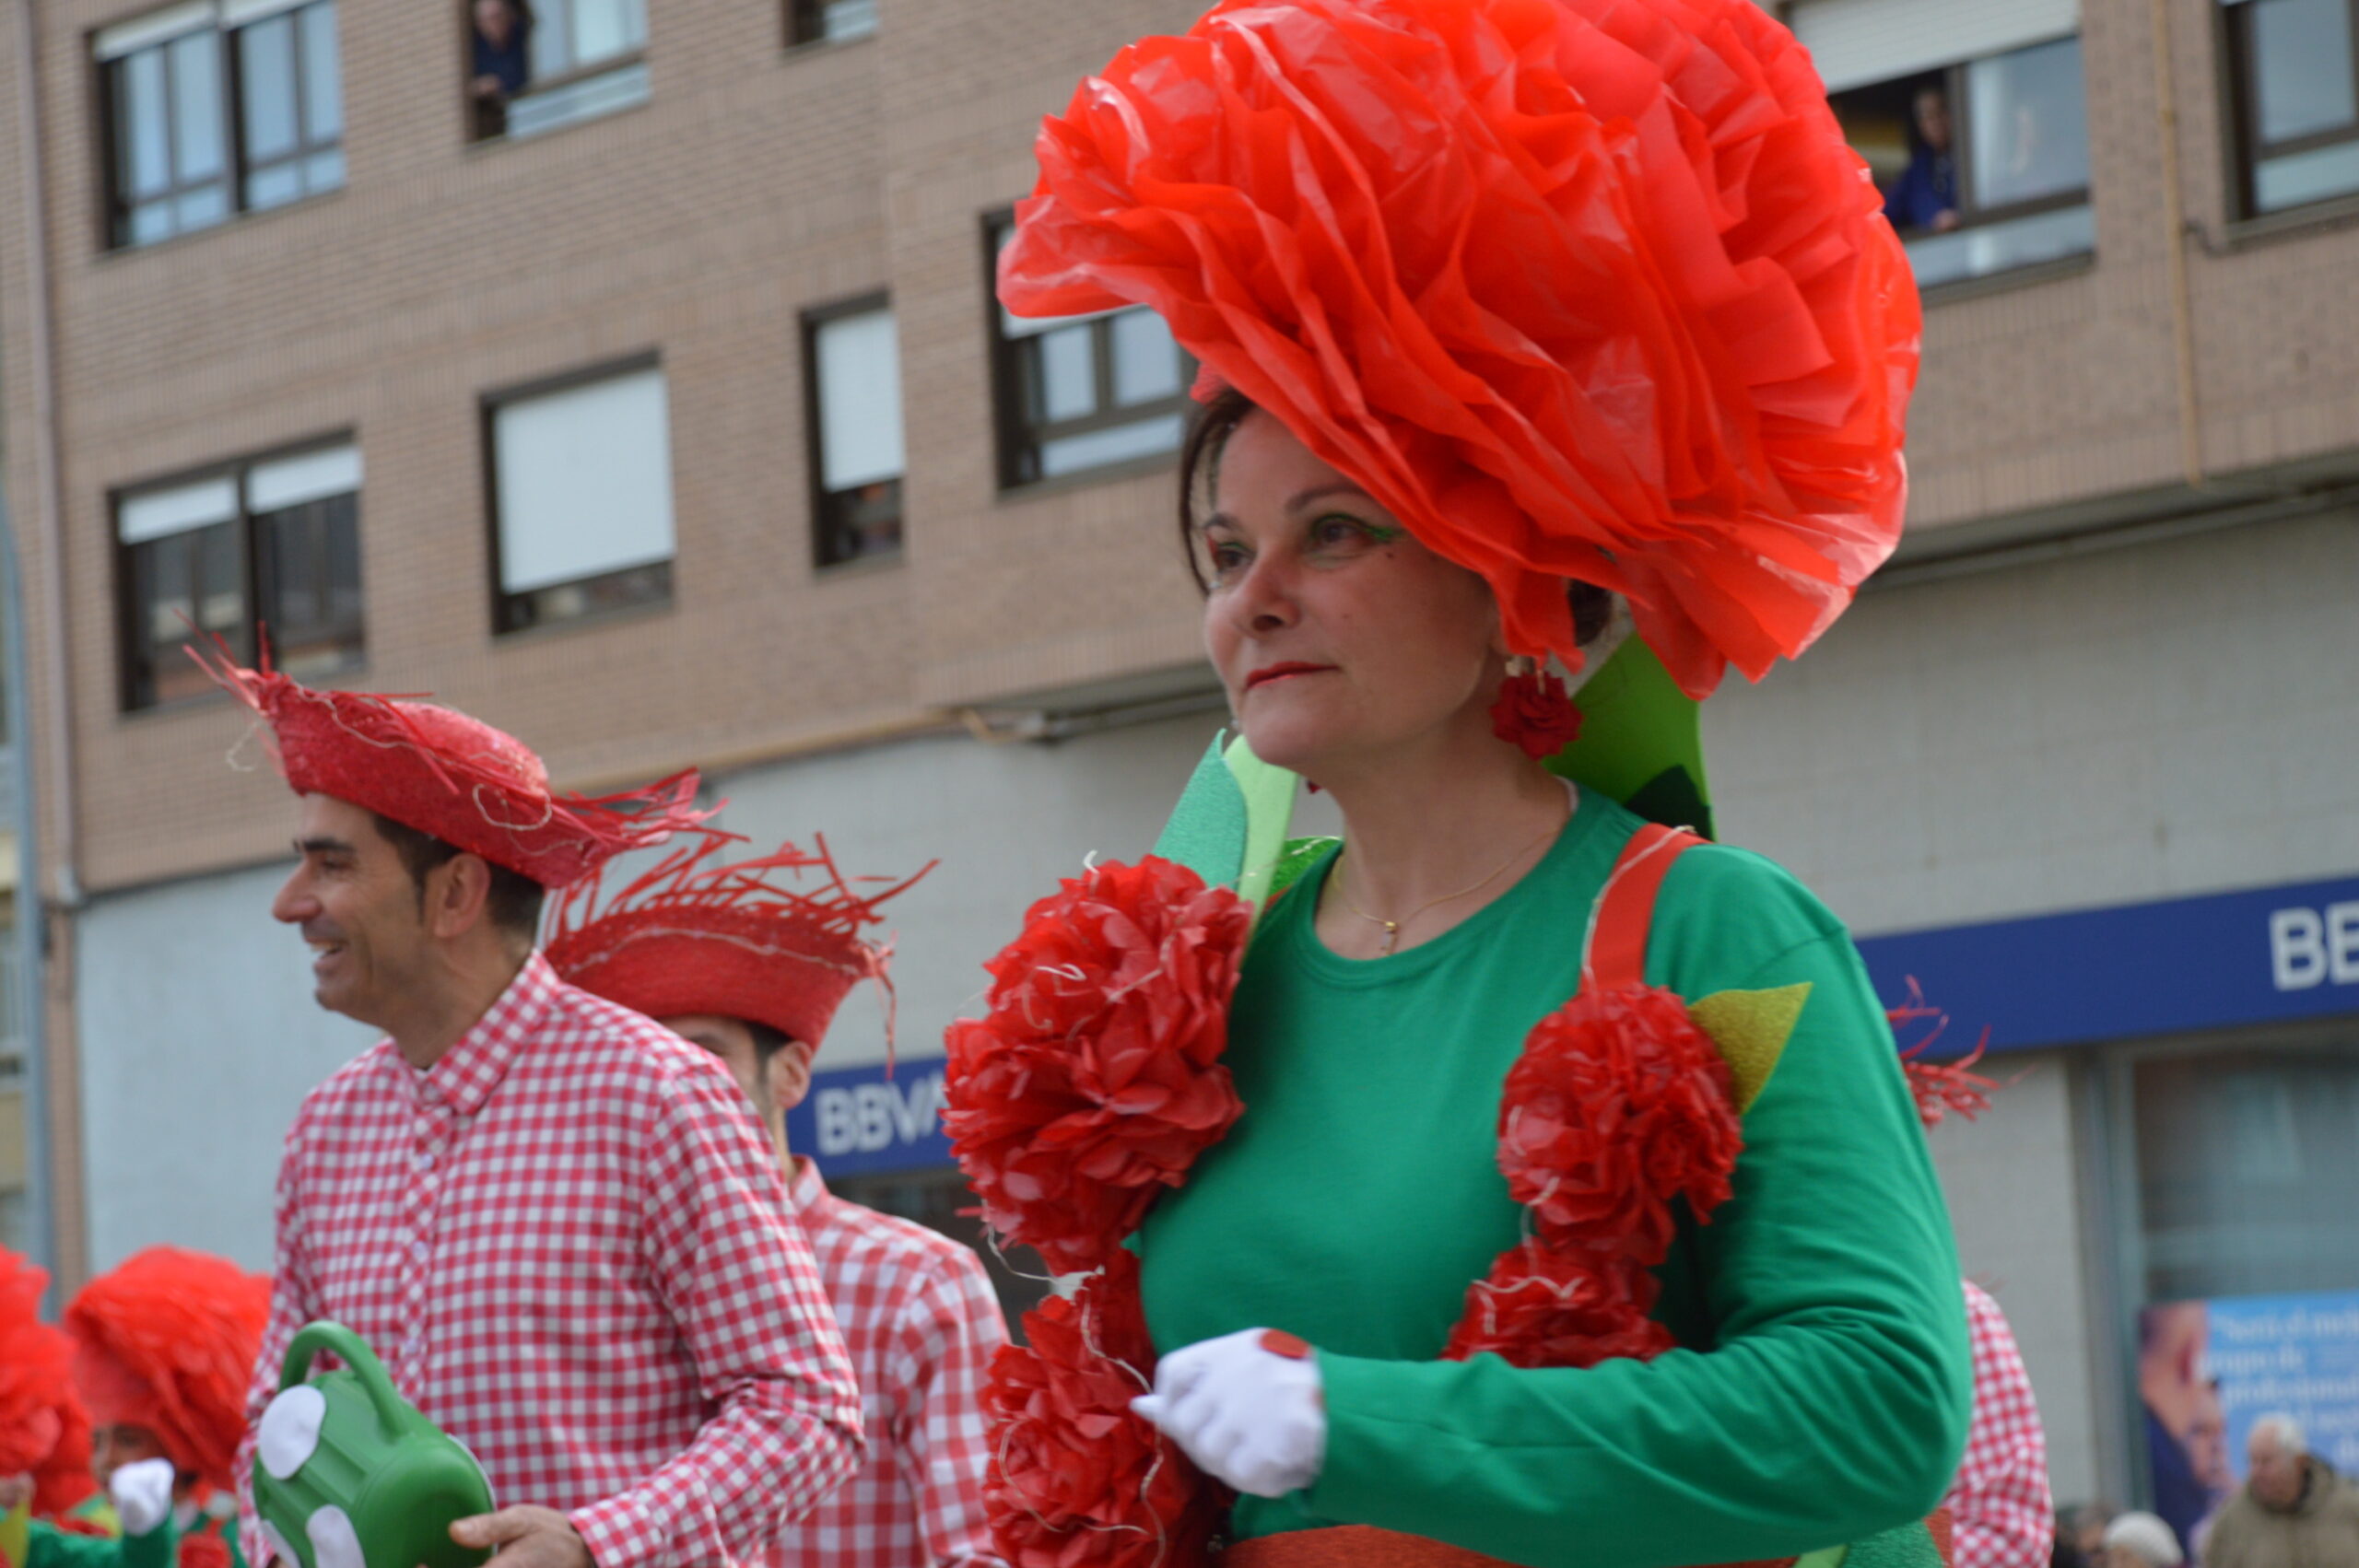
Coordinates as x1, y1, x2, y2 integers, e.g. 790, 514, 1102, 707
1491, 658, 1584, 759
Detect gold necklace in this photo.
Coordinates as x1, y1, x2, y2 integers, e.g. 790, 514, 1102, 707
1333, 802, 1570, 957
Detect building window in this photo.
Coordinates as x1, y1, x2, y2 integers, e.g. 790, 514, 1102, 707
1796, 0, 2093, 290
115, 440, 363, 710
98, 0, 343, 249
804, 298, 906, 568
788, 0, 877, 47
989, 223, 1193, 489
2228, 0, 2359, 214
471, 0, 650, 143
488, 362, 675, 633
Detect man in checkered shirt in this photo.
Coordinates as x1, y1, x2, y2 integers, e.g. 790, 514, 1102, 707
1943, 1280, 2054, 1568
201, 650, 865, 1568
545, 837, 1010, 1568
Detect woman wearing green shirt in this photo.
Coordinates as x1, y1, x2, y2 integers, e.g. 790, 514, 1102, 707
973, 1, 1972, 1563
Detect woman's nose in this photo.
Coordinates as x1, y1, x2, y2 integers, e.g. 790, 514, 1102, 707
1229, 555, 1300, 636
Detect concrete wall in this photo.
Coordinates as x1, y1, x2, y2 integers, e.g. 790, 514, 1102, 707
707, 708, 1341, 1075
1708, 508, 2359, 937
76, 860, 376, 1271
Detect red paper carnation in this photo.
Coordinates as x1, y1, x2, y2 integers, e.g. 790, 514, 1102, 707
1000, 0, 1919, 698
945, 857, 1251, 1274
984, 1253, 1225, 1568
179, 1535, 234, 1568
1491, 669, 1586, 759
0, 1249, 98, 1518
1498, 984, 1742, 1265
1446, 1241, 1675, 1369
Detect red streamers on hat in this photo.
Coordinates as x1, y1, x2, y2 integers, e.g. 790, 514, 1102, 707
65, 1246, 272, 1495
190, 638, 714, 889
1000, 0, 1920, 697
1888, 979, 2005, 1129
546, 837, 933, 1052
0, 1249, 98, 1518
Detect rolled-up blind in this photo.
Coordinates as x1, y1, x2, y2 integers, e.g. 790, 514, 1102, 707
1790, 0, 2082, 91
494, 368, 675, 595
118, 476, 236, 544
814, 308, 907, 492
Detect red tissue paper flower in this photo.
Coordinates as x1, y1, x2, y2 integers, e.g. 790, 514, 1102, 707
179, 1535, 234, 1568
0, 1249, 98, 1519
945, 857, 1251, 1275
984, 1252, 1226, 1568
1498, 985, 1742, 1266
999, 0, 1919, 698
1490, 668, 1586, 760
1446, 1241, 1675, 1369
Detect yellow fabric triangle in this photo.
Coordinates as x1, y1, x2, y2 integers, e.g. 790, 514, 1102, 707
1687, 982, 1812, 1114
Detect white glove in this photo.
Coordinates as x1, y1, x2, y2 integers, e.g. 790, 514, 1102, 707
110, 1457, 176, 1538
1132, 1328, 1325, 1498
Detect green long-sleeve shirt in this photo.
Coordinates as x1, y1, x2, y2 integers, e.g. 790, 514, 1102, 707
24, 1509, 245, 1568
1137, 790, 1970, 1567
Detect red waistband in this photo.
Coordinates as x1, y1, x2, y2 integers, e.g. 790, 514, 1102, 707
1220, 1527, 1809, 1568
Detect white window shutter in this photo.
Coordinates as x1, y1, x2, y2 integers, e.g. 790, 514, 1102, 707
1790, 0, 2082, 91
494, 368, 676, 594
814, 309, 907, 492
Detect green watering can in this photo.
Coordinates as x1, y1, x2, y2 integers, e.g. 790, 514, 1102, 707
251, 1322, 493, 1568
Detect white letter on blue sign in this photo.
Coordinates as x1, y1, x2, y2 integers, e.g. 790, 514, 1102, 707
2271, 907, 2326, 990
816, 1088, 860, 1155
2331, 902, 2359, 985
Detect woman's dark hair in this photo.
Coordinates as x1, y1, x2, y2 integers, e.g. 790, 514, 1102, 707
1177, 386, 1614, 647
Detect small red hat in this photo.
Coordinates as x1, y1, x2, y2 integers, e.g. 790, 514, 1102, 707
546, 837, 933, 1050
0, 1249, 98, 1518
192, 640, 713, 889
65, 1246, 273, 1495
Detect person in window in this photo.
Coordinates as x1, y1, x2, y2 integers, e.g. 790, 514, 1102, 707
962, 3, 1971, 1565
1885, 85, 1963, 234
470, 0, 532, 135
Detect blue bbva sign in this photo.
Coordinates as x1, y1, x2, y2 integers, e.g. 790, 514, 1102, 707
1855, 872, 2359, 1055
786, 1061, 954, 1177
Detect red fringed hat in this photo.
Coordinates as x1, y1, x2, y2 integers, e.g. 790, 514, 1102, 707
64, 1246, 272, 1495
0, 1249, 98, 1518
546, 837, 934, 1050
191, 641, 714, 889
999, 0, 1920, 698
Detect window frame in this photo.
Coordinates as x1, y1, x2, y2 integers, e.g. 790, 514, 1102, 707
471, 0, 651, 144
94, 0, 344, 252
785, 0, 878, 49
111, 434, 366, 713
984, 213, 1197, 493
481, 352, 677, 638
802, 291, 907, 571
2224, 0, 2359, 217
228, 0, 342, 213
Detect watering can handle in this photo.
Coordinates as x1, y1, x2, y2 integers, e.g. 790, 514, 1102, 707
280, 1320, 413, 1437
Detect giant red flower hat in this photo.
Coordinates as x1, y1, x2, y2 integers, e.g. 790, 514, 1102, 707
0, 1249, 97, 1517
546, 837, 933, 1049
191, 641, 713, 890
999, 0, 1921, 697
64, 1246, 273, 1496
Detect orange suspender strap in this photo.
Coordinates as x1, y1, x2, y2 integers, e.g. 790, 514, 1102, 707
1586, 821, 1708, 992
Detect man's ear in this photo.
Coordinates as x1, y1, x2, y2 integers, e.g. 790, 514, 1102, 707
769, 1037, 818, 1113
426, 852, 498, 942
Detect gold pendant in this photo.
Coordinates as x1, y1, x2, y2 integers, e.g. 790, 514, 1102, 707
1379, 920, 1401, 956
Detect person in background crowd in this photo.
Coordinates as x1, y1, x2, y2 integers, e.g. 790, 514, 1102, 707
469, 0, 532, 135
2203, 1415, 2359, 1568
192, 647, 863, 1568
1884, 84, 1962, 233
2054, 1503, 2118, 1568
546, 837, 1009, 1568
2105, 1514, 2186, 1568
62, 1246, 273, 1564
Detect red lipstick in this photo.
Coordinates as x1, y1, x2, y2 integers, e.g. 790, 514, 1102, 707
1246, 661, 1336, 689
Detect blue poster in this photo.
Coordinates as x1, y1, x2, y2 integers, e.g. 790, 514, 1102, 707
2208, 1290, 2359, 1480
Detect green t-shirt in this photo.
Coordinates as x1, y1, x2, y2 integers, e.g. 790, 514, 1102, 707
1137, 790, 1969, 1568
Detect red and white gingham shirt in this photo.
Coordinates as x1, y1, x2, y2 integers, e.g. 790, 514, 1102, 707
1943, 1280, 2053, 1568
235, 954, 864, 1568
777, 1161, 1008, 1568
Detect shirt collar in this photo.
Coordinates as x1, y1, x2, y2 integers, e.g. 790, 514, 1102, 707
788, 1155, 828, 1215
417, 952, 562, 1117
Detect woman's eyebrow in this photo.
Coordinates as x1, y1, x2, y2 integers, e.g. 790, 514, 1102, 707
1286, 481, 1371, 511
